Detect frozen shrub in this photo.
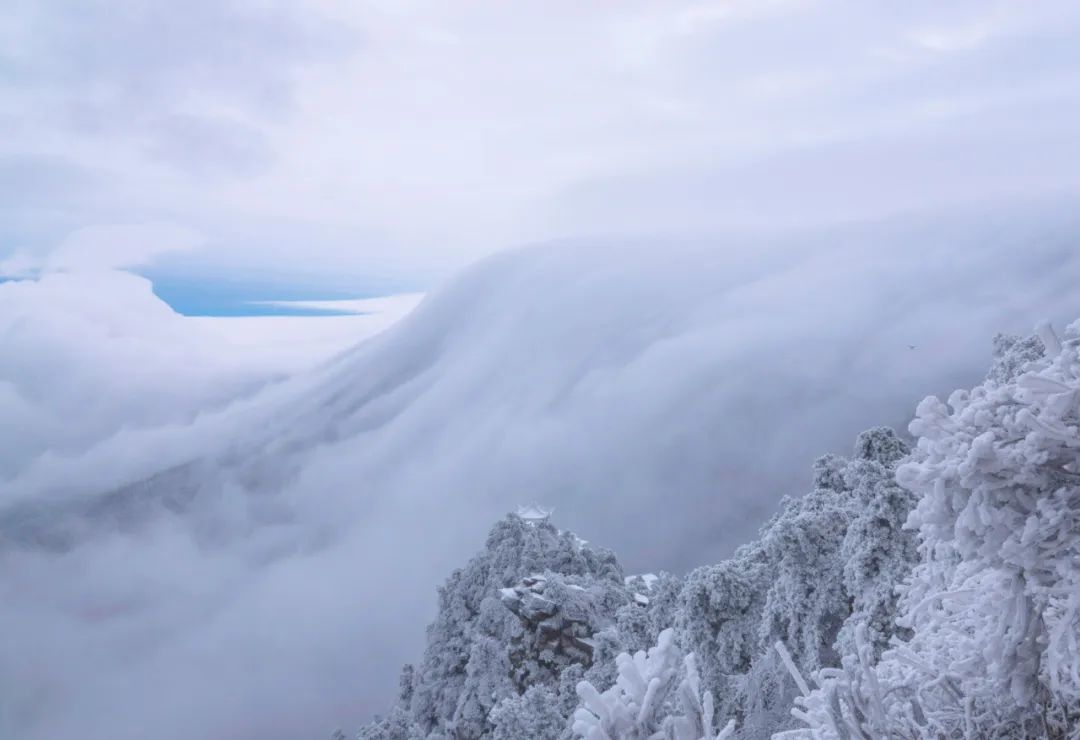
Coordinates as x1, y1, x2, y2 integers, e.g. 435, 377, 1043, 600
572, 629, 736, 740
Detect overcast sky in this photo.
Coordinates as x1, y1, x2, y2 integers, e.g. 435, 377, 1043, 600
4, 0, 1080, 281
6, 4, 1080, 740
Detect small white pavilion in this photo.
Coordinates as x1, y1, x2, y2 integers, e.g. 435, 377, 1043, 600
516, 504, 553, 523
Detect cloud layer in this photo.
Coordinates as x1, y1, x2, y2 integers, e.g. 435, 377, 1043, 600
0, 266, 416, 481
5, 3, 1080, 739
3, 202, 1080, 739
4, 1, 1080, 274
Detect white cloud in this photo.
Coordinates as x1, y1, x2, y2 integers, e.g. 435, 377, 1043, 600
0, 262, 417, 481
3, 202, 1080, 740
0, 223, 203, 276
4, 1, 1080, 272
49, 223, 203, 272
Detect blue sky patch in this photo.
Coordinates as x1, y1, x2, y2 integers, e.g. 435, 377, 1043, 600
138, 270, 416, 317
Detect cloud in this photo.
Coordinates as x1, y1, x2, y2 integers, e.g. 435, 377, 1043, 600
0, 246, 417, 482
0, 0, 359, 270
543, 115, 1080, 236
3, 202, 1080, 740
0, 223, 204, 277
142, 114, 275, 179
0, 155, 96, 207
0, 269, 268, 480
46, 224, 204, 272
5, 1, 1080, 273
3, 0, 351, 118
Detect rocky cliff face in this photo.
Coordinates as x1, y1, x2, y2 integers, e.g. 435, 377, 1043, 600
499, 574, 602, 665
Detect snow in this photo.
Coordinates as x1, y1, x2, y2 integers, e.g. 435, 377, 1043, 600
572, 629, 736, 740
626, 573, 659, 589
791, 321, 1080, 738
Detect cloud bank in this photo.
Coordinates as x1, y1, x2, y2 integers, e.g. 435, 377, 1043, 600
0, 265, 417, 482
3, 202, 1080, 740
4, 1, 1080, 275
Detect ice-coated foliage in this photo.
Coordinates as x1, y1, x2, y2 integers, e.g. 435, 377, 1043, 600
757, 483, 851, 673
350, 426, 917, 740
792, 321, 1080, 739
572, 629, 735, 740
642, 573, 685, 644
676, 428, 914, 738
358, 513, 639, 739
677, 542, 769, 715
357, 708, 426, 740
852, 426, 910, 468
833, 454, 918, 659
987, 332, 1045, 385
779, 624, 894, 740
761, 429, 912, 675
488, 686, 569, 740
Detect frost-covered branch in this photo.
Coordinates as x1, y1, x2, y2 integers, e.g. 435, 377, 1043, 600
572, 629, 735, 740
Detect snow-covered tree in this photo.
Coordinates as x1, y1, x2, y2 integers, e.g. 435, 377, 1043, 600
572, 629, 735, 740
357, 707, 425, 740
986, 332, 1045, 385
791, 321, 1080, 738
489, 685, 569, 740
757, 485, 852, 674
896, 320, 1079, 733
833, 451, 917, 659
644, 573, 685, 645
760, 427, 912, 673
345, 321, 1080, 740
359, 513, 636, 739
678, 543, 770, 715
351, 422, 919, 740
677, 428, 915, 739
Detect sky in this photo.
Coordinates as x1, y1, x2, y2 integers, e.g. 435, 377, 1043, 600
4, 2, 1080, 740
4, 0, 1080, 281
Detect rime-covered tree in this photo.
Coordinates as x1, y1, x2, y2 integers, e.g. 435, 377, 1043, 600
791, 321, 1080, 738
359, 513, 635, 739
352, 423, 919, 740
411, 514, 625, 734
834, 431, 916, 659
757, 485, 852, 673
678, 543, 770, 716
572, 629, 735, 740
760, 428, 911, 672
986, 331, 1045, 385
678, 428, 915, 738
489, 686, 568, 740
343, 320, 1080, 740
